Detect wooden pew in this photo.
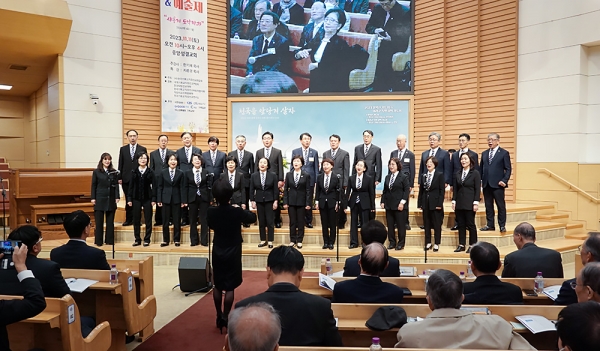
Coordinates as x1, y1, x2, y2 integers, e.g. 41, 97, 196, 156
320, 260, 491, 276
107, 256, 154, 341
62, 268, 157, 351
5, 294, 111, 351
31, 202, 95, 228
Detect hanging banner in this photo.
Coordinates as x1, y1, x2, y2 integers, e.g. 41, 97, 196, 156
160, 0, 209, 133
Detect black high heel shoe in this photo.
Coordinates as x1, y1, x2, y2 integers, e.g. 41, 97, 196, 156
218, 316, 228, 334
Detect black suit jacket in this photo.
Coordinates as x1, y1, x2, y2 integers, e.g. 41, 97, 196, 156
333, 275, 404, 304
353, 144, 383, 183
419, 148, 452, 185
365, 2, 411, 54
380, 173, 409, 210
452, 169, 481, 210
184, 168, 211, 203
463, 275, 523, 305
347, 174, 375, 210
480, 147, 512, 189
250, 171, 279, 203
554, 278, 577, 305
272, 2, 305, 25
50, 240, 111, 270
323, 148, 350, 188
203, 150, 227, 181
451, 149, 479, 184
118, 144, 147, 183
220, 170, 246, 205
255, 148, 284, 181
232, 0, 258, 19
0, 256, 70, 298
292, 147, 319, 187
230, 5, 243, 38
343, 255, 400, 277
176, 146, 202, 172
283, 171, 312, 207
390, 149, 416, 188
502, 243, 564, 278
149, 148, 172, 174
127, 168, 155, 202
157, 168, 186, 204
417, 171, 445, 209
0, 274, 46, 351
299, 21, 324, 47
228, 149, 254, 188
246, 33, 291, 75
91, 169, 120, 212
235, 282, 343, 347
245, 19, 290, 41
344, 0, 369, 13
315, 172, 341, 209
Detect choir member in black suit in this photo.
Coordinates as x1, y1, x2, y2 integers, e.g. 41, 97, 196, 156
127, 152, 155, 247
316, 158, 340, 250
452, 153, 481, 253
418, 156, 445, 252
353, 130, 383, 185
149, 134, 172, 226
250, 157, 279, 248
418, 132, 452, 187
390, 134, 415, 230
91, 152, 120, 246
380, 157, 410, 250
157, 153, 187, 247
283, 155, 312, 248
449, 133, 479, 231
176, 132, 202, 226
228, 135, 254, 214
323, 134, 350, 229
208, 178, 257, 332
118, 130, 147, 226
255, 131, 284, 227
203, 136, 227, 183
291, 133, 319, 228
184, 153, 211, 247
221, 156, 247, 208
480, 133, 512, 233
347, 160, 375, 249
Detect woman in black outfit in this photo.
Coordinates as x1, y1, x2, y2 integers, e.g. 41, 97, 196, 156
184, 153, 210, 247
91, 152, 120, 246
380, 157, 410, 250
315, 158, 340, 250
283, 155, 312, 248
156, 153, 186, 247
207, 178, 256, 333
127, 152, 154, 247
452, 153, 481, 253
250, 157, 279, 248
220, 155, 246, 208
347, 159, 375, 249
418, 156, 445, 252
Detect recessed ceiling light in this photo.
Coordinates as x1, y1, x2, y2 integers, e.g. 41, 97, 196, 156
0, 85, 12, 90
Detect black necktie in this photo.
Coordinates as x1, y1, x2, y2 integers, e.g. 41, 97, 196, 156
262, 38, 269, 54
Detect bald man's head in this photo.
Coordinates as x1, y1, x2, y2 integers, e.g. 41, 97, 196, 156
226, 303, 281, 351
359, 243, 389, 276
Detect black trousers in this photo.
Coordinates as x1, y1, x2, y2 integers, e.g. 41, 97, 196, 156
121, 182, 133, 223
423, 201, 443, 245
350, 205, 370, 246
256, 202, 275, 242
154, 203, 163, 224
320, 201, 337, 245
133, 199, 153, 243
305, 208, 313, 225
386, 209, 406, 247
189, 196, 209, 245
162, 204, 181, 243
456, 209, 477, 246
483, 186, 506, 227
274, 206, 282, 225
404, 196, 411, 225
338, 188, 348, 227
288, 205, 305, 243
94, 210, 115, 245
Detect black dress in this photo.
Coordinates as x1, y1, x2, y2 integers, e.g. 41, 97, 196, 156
207, 204, 256, 291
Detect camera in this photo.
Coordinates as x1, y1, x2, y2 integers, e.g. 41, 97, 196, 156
89, 94, 99, 105
1, 240, 22, 270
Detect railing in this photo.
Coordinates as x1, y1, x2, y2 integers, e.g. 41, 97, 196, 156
538, 168, 600, 203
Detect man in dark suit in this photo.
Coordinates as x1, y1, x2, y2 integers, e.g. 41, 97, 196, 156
323, 134, 350, 229
0, 244, 46, 351
555, 232, 600, 305
232, 0, 258, 19
245, 0, 291, 40
118, 129, 147, 226
235, 246, 342, 347
343, 220, 400, 277
354, 129, 382, 220
292, 132, 319, 228
334, 243, 404, 303
463, 242, 522, 305
256, 131, 284, 227
449, 133, 480, 230
230, 5, 243, 38
272, 0, 305, 25
176, 132, 201, 226
50, 210, 110, 270
341, 0, 370, 13
480, 133, 511, 233
298, 1, 325, 47
225, 303, 281, 351
391, 134, 415, 230
229, 135, 255, 221
246, 12, 291, 77
502, 222, 564, 278
203, 136, 227, 183
418, 132, 452, 187
149, 134, 172, 226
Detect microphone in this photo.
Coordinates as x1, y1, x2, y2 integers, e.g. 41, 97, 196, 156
248, 52, 273, 64
336, 174, 341, 179
108, 170, 120, 175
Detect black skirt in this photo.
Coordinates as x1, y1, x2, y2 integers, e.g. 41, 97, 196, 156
212, 243, 243, 291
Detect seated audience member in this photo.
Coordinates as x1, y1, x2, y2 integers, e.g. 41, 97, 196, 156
555, 231, 600, 305
463, 242, 523, 305
343, 220, 400, 277
298, 1, 326, 47
501, 222, 563, 278
50, 210, 111, 270
0, 225, 70, 298
245, 12, 291, 77
240, 71, 298, 94
235, 246, 342, 347
324, 0, 351, 31
233, 0, 258, 20
224, 302, 281, 351
574, 262, 600, 303
341, 0, 369, 14
230, 5, 243, 38
0, 245, 46, 351
555, 301, 600, 351
333, 243, 404, 303
272, 0, 305, 25
395, 269, 535, 350
245, 0, 291, 40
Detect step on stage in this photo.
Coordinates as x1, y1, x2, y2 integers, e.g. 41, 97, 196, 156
39, 201, 584, 271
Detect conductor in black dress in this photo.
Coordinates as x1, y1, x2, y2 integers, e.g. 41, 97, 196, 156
118, 129, 147, 226
250, 157, 279, 248
91, 152, 120, 246
380, 157, 410, 250
283, 155, 312, 248
347, 160, 375, 249
184, 153, 211, 247
208, 178, 256, 333
418, 156, 445, 252
452, 153, 481, 253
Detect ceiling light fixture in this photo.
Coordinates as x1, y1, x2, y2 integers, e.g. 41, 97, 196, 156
0, 85, 12, 90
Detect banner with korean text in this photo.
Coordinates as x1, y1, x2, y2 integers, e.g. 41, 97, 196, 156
160, 0, 209, 132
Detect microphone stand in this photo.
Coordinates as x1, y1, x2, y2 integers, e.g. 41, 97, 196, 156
108, 170, 119, 259
422, 174, 428, 264
0, 176, 6, 240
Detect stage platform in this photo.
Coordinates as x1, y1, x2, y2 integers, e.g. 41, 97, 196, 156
37, 201, 586, 271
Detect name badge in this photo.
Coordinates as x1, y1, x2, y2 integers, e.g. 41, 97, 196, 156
404, 158, 410, 163
267, 48, 276, 54
309, 157, 315, 162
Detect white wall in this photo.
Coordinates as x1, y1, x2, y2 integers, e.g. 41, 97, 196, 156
517, 0, 600, 163
62, 0, 123, 167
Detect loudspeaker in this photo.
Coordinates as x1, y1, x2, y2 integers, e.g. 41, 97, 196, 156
178, 257, 210, 292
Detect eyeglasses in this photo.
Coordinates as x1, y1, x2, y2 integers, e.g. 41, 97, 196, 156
36, 237, 43, 245
570, 281, 583, 290
324, 17, 339, 24
487, 138, 498, 141
259, 19, 274, 24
